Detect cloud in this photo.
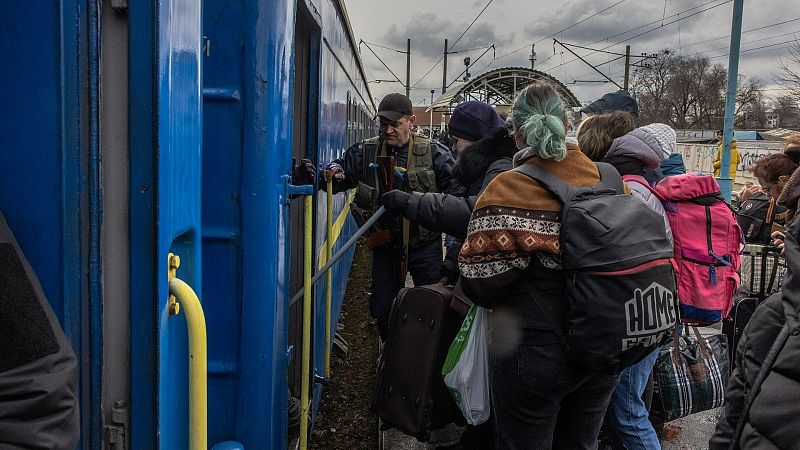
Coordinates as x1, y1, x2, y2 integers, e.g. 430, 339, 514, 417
382, 12, 514, 60
346, 0, 798, 104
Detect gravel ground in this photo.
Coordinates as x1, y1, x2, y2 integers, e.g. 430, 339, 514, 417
312, 241, 379, 450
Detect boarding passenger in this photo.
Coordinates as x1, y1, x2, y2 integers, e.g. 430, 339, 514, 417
0, 211, 79, 449
748, 151, 800, 252
579, 89, 639, 121
578, 113, 677, 450
380, 100, 511, 284
318, 93, 460, 339
458, 81, 620, 449
710, 162, 800, 449
380, 101, 512, 450
660, 152, 686, 176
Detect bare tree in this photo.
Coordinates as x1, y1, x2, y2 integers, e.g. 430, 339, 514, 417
630, 52, 673, 124
777, 41, 800, 103
773, 95, 800, 128
735, 77, 768, 128
631, 52, 726, 128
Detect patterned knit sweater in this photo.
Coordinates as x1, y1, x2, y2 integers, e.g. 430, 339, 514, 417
458, 146, 602, 313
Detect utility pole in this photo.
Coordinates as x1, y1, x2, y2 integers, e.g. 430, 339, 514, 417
529, 44, 536, 70
719, 0, 745, 203
430, 89, 435, 138
442, 39, 448, 95
406, 39, 411, 98
623, 45, 631, 91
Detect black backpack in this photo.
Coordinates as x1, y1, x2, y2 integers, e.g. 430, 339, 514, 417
736, 192, 786, 245
514, 162, 678, 373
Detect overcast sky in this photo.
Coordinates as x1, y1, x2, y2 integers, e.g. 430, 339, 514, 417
342, 0, 798, 107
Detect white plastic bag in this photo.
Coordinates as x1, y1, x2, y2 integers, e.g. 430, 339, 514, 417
441, 305, 490, 425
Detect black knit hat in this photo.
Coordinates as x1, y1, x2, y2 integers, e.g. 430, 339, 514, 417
377, 93, 413, 122
580, 90, 639, 119
448, 101, 506, 142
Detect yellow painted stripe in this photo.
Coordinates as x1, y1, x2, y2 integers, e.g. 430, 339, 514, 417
318, 190, 357, 268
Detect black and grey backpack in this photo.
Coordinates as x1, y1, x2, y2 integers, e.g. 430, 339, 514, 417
515, 162, 677, 373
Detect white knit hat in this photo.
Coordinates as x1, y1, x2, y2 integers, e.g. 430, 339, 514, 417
639, 123, 676, 159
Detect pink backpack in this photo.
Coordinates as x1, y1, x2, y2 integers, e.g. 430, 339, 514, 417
625, 173, 743, 324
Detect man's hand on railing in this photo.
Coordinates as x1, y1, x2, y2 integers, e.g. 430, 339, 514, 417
292, 157, 317, 186
323, 162, 345, 182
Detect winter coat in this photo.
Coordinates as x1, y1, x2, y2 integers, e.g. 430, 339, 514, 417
325, 134, 461, 195
603, 126, 673, 242
0, 212, 79, 450
459, 146, 601, 343
710, 214, 800, 449
660, 153, 687, 176
713, 141, 741, 179
403, 127, 517, 280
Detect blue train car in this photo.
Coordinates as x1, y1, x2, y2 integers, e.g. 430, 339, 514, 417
0, 0, 375, 448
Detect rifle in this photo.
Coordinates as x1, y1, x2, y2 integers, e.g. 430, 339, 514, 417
377, 155, 408, 282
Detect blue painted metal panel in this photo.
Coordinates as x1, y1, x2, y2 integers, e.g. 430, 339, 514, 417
0, 2, 94, 448
202, 0, 245, 443
129, 0, 203, 448
128, 0, 159, 446
235, 0, 297, 447
156, 1, 204, 449
0, 2, 68, 331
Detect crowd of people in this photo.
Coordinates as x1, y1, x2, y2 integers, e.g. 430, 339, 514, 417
316, 83, 800, 449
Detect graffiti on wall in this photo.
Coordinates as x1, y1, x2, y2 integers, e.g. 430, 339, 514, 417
676, 143, 782, 189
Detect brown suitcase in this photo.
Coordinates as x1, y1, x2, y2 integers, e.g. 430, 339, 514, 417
373, 283, 471, 440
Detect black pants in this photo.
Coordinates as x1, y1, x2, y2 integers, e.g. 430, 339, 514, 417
370, 237, 443, 339
489, 336, 619, 450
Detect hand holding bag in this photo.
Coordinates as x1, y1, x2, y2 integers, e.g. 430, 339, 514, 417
652, 325, 729, 422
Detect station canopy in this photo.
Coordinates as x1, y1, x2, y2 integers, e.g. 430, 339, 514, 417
428, 67, 580, 115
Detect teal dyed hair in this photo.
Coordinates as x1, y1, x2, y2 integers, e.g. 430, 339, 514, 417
509, 82, 571, 161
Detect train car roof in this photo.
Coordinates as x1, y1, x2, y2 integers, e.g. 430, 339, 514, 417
332, 0, 376, 113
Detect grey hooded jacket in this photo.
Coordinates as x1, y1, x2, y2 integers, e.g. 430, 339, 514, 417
603, 125, 674, 243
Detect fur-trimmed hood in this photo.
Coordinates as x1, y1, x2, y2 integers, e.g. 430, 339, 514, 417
452, 126, 518, 187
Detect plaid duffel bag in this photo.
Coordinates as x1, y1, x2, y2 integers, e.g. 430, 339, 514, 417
652, 326, 729, 422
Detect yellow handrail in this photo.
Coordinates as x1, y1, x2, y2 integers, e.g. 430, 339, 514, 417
167, 253, 208, 450
324, 180, 334, 378
300, 195, 313, 450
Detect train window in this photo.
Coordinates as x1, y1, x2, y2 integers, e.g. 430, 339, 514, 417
346, 92, 352, 147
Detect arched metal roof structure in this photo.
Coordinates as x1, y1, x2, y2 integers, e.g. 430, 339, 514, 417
429, 67, 580, 111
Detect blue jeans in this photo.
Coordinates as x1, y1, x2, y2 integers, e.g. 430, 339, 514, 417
605, 348, 661, 450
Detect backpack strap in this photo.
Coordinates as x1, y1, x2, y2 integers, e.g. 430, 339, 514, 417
730, 323, 791, 449
513, 161, 623, 204
622, 174, 667, 203
594, 162, 625, 193
513, 163, 574, 204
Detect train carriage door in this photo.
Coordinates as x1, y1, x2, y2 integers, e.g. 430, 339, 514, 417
288, 3, 321, 403
129, 1, 203, 449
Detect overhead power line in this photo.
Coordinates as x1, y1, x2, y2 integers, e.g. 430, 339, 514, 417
412, 0, 495, 87
677, 16, 800, 51
449, 0, 494, 52
495, 0, 629, 61
708, 38, 800, 60
542, 0, 732, 72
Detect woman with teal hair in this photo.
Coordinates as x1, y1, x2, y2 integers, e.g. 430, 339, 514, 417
459, 81, 620, 449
